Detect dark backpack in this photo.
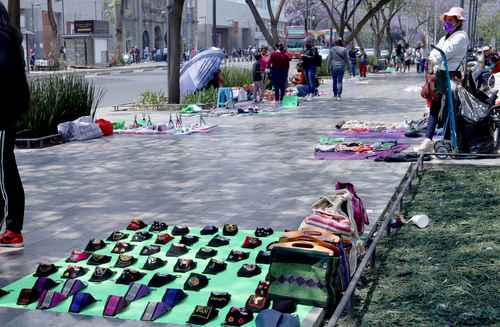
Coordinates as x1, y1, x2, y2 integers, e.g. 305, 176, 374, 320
314, 48, 322, 67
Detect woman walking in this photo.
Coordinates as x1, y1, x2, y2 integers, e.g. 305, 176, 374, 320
327, 39, 350, 100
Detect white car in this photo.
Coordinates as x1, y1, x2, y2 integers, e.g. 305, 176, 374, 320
319, 48, 330, 61
365, 48, 375, 57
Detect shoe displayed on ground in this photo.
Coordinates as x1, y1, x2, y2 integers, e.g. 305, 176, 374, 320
0, 230, 24, 248
414, 138, 434, 153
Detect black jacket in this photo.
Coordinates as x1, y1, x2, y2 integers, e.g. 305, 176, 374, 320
252, 61, 262, 82
0, 25, 30, 129
302, 47, 318, 68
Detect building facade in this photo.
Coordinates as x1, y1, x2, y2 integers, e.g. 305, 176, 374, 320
197, 0, 287, 51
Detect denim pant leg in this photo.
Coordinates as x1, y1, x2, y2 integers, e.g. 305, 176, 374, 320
350, 63, 356, 76
305, 66, 317, 95
425, 96, 443, 139
335, 68, 344, 96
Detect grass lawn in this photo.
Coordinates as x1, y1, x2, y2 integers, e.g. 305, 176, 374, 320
351, 166, 500, 326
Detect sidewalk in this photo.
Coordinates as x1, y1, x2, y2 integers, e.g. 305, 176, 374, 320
28, 62, 168, 80
2, 73, 495, 326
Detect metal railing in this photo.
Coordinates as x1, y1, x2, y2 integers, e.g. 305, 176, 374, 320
327, 154, 426, 327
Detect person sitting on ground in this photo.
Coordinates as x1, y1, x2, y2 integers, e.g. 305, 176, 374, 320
207, 69, 224, 89
415, 6, 469, 153
0, 3, 30, 248
291, 62, 308, 97
252, 54, 264, 102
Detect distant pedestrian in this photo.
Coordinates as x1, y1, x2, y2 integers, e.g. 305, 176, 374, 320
359, 48, 368, 78
260, 47, 271, 88
0, 3, 29, 248
302, 39, 320, 100
348, 47, 358, 78
327, 39, 349, 100
415, 46, 423, 73
395, 43, 404, 72
403, 46, 412, 72
269, 42, 291, 102
252, 54, 264, 102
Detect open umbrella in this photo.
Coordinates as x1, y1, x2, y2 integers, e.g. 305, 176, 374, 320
180, 48, 225, 97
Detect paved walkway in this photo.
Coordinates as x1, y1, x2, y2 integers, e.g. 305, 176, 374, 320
1, 73, 434, 326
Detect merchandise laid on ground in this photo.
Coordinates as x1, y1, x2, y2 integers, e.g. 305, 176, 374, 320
112, 114, 218, 136
208, 95, 301, 117
0, 223, 311, 326
314, 136, 410, 161
0, 182, 369, 326
314, 119, 428, 161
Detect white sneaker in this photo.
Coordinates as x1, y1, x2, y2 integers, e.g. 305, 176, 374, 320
414, 138, 434, 153
305, 94, 313, 101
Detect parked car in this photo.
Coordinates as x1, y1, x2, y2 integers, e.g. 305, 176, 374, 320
319, 48, 330, 61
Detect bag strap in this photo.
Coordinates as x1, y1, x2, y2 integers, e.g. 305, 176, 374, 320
280, 236, 341, 255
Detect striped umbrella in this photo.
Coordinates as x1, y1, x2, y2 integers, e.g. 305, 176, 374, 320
180, 48, 225, 97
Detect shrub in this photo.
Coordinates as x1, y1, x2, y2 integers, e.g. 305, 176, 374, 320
221, 67, 252, 87
19, 75, 105, 137
368, 55, 378, 66
139, 90, 168, 107
182, 87, 218, 107
317, 60, 329, 77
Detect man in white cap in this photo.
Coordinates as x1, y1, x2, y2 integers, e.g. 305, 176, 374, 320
415, 7, 469, 153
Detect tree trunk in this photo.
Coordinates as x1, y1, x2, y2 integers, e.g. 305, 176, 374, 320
270, 22, 280, 46
167, 0, 185, 104
245, 0, 275, 47
344, 0, 393, 44
115, 0, 125, 63
7, 0, 20, 30
47, 0, 59, 62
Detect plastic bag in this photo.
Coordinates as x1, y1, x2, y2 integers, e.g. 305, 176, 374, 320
457, 85, 490, 123
57, 116, 102, 142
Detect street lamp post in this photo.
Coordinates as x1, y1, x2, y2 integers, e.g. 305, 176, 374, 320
329, 0, 334, 46
212, 0, 217, 47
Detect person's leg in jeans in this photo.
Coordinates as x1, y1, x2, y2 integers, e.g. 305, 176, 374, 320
271, 69, 280, 101
335, 68, 345, 97
279, 69, 287, 101
297, 84, 309, 97
350, 63, 356, 77
0, 129, 25, 246
425, 97, 442, 140
331, 70, 338, 97
305, 65, 317, 95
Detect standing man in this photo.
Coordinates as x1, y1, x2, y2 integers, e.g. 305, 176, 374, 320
327, 39, 350, 100
0, 3, 29, 248
269, 42, 291, 103
302, 39, 319, 100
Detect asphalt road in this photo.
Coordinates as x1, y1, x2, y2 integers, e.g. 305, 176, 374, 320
86, 61, 256, 108
86, 70, 168, 108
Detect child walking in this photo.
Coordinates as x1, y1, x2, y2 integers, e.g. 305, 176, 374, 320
252, 54, 264, 102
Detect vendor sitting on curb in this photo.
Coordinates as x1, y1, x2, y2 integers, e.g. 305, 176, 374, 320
291, 62, 308, 97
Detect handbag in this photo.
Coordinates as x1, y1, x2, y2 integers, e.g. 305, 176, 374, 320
421, 73, 440, 102
336, 182, 369, 234
267, 240, 343, 308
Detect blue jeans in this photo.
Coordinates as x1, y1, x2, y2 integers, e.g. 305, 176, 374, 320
297, 85, 309, 97
271, 68, 288, 101
350, 62, 357, 77
305, 65, 317, 95
332, 68, 345, 97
